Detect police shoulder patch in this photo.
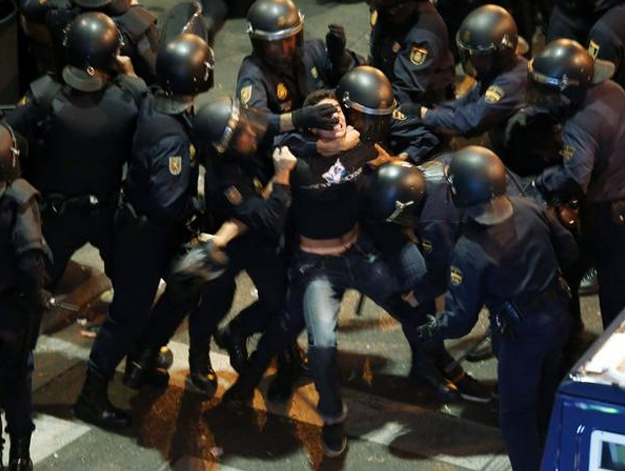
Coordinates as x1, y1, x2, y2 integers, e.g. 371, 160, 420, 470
240, 85, 252, 105
392, 42, 401, 54
168, 156, 182, 176
421, 239, 433, 254
392, 109, 407, 121
560, 144, 576, 161
276, 82, 288, 101
450, 266, 463, 286
310, 66, 319, 79
370, 9, 378, 27
189, 144, 196, 162
224, 185, 243, 206
588, 40, 601, 60
485, 85, 505, 104
410, 45, 428, 66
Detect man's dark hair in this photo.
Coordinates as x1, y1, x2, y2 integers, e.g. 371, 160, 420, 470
303, 89, 338, 108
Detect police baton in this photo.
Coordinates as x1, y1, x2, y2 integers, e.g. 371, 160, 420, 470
49, 298, 81, 313
443, 328, 492, 375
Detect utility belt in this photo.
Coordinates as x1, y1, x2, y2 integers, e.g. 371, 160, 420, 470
41, 191, 120, 217
495, 276, 571, 341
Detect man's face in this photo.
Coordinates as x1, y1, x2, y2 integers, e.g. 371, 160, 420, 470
313, 98, 346, 140
232, 123, 258, 155
261, 35, 299, 68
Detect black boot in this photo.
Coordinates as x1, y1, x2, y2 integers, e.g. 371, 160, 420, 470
409, 344, 460, 402
187, 342, 218, 397
8, 435, 32, 471
74, 369, 132, 429
214, 324, 248, 374
268, 344, 301, 403
123, 348, 170, 390
222, 353, 267, 407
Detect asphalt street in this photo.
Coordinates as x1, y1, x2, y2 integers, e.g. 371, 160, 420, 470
28, 1, 606, 470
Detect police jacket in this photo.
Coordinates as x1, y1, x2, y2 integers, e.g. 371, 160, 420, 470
0, 179, 50, 295
125, 97, 200, 227
423, 57, 528, 152
437, 197, 578, 339
386, 108, 442, 164
369, 1, 454, 107
204, 150, 291, 242
236, 39, 364, 120
5, 74, 145, 199
535, 80, 625, 203
587, 3, 625, 90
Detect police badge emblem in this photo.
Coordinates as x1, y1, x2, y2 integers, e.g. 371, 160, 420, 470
240, 85, 252, 105
485, 85, 505, 104
277, 82, 288, 101
450, 266, 463, 286
410, 46, 428, 66
169, 156, 182, 176
588, 40, 601, 60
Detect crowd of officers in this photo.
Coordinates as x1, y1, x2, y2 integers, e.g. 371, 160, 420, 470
1, 0, 625, 469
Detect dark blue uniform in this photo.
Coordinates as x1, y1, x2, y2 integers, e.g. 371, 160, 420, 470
237, 39, 364, 117
88, 97, 200, 379
535, 79, 625, 328
138, 147, 292, 354
5, 74, 145, 286
369, 1, 455, 107
547, 2, 625, 89
0, 179, 49, 440
423, 57, 528, 153
436, 197, 577, 471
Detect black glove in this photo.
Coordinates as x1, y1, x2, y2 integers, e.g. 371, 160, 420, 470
415, 314, 440, 341
292, 103, 339, 130
16, 289, 52, 315
167, 239, 228, 302
325, 24, 346, 64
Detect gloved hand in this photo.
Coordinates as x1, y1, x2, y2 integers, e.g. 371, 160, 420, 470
167, 238, 228, 302
292, 103, 339, 130
415, 314, 440, 341
325, 24, 347, 64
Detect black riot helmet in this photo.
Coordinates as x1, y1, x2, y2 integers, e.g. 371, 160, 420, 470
156, 33, 215, 98
527, 39, 614, 115
62, 12, 123, 91
194, 97, 270, 156
372, 0, 422, 24
336, 66, 397, 144
445, 146, 507, 208
246, 0, 304, 70
456, 5, 518, 80
363, 161, 426, 227
0, 124, 22, 183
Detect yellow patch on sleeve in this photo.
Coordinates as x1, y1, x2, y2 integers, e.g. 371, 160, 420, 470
588, 40, 601, 60
240, 85, 252, 105
410, 46, 429, 66
392, 109, 407, 121
168, 156, 182, 176
370, 9, 378, 27
484, 85, 505, 104
276, 82, 289, 101
450, 266, 463, 286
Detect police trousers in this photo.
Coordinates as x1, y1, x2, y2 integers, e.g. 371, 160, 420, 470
493, 299, 570, 471
0, 298, 35, 438
89, 220, 184, 378
139, 236, 286, 351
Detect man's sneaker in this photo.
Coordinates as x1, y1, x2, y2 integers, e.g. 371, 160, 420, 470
453, 372, 493, 403
321, 422, 347, 458
579, 267, 599, 296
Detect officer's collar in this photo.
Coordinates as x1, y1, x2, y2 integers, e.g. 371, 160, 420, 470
152, 92, 195, 115
62, 66, 108, 92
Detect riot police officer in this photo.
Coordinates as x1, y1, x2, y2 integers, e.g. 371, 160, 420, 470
335, 65, 442, 163
415, 146, 577, 471
547, 0, 625, 90
6, 12, 146, 287
74, 33, 214, 429
237, 0, 364, 134
420, 5, 528, 154
528, 39, 625, 328
0, 123, 51, 471
368, 0, 455, 108
124, 97, 297, 399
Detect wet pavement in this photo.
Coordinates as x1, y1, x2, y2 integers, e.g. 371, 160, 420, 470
27, 1, 605, 469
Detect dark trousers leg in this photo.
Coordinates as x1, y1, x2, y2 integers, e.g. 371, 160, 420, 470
0, 302, 34, 438
89, 225, 174, 378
